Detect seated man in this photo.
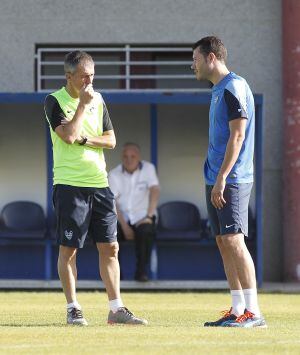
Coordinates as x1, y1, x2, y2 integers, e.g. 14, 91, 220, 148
108, 142, 160, 281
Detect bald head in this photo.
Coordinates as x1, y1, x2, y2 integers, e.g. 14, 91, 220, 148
122, 143, 141, 173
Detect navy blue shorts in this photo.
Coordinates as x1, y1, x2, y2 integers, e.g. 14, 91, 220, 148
206, 183, 253, 237
53, 184, 118, 248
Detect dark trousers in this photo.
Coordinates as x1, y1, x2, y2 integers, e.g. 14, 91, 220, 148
118, 221, 155, 278
132, 222, 155, 277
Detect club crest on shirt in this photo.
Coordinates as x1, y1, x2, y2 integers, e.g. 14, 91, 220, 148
214, 96, 219, 103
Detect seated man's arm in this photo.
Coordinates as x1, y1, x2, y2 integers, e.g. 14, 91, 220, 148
146, 163, 160, 220
135, 161, 160, 226
147, 185, 160, 218
135, 185, 160, 227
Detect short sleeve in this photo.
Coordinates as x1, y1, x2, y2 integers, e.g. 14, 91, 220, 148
224, 80, 248, 121
103, 103, 114, 132
146, 163, 160, 188
44, 95, 65, 131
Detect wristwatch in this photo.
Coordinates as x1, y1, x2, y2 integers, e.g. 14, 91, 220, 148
79, 136, 88, 145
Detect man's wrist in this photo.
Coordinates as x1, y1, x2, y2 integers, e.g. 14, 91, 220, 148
79, 136, 88, 145
78, 102, 89, 111
217, 173, 226, 182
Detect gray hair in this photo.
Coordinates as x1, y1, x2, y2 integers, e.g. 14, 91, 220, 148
64, 51, 94, 74
123, 142, 141, 151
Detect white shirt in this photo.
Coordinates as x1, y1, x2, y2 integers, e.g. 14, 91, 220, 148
108, 161, 159, 225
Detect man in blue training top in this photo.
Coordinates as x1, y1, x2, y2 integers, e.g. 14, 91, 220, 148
192, 36, 266, 328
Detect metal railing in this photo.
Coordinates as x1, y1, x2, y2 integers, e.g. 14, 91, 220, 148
35, 45, 210, 92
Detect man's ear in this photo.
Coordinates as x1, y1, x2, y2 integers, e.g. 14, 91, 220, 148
65, 72, 71, 81
208, 52, 216, 64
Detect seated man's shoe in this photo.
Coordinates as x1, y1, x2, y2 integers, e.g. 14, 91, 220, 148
134, 273, 148, 282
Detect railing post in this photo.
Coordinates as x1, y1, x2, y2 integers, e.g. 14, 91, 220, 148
125, 45, 130, 90
37, 49, 41, 92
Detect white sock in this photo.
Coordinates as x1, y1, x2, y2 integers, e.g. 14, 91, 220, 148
230, 290, 245, 316
109, 298, 124, 313
67, 301, 81, 310
243, 288, 260, 316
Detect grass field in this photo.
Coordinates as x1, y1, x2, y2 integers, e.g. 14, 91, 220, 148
0, 291, 299, 354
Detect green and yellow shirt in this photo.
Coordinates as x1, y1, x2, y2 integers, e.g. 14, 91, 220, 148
44, 87, 113, 188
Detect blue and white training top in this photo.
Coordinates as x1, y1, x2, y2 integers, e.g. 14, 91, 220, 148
204, 72, 255, 185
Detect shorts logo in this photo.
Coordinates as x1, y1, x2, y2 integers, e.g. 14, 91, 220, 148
225, 224, 235, 228
64, 230, 73, 240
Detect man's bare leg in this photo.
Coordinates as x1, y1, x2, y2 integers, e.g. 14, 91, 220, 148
57, 245, 77, 303
57, 245, 87, 325
221, 234, 256, 289
97, 242, 121, 301
97, 242, 148, 325
216, 235, 244, 316
216, 235, 242, 290
222, 233, 260, 317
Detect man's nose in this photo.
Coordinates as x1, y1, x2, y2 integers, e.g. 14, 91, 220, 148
85, 76, 93, 85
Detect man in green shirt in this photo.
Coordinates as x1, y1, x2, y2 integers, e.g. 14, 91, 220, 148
44, 51, 147, 326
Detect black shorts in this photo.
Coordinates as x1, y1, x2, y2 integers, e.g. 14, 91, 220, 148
53, 184, 117, 248
206, 183, 253, 237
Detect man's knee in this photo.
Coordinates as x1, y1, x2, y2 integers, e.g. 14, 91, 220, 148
221, 233, 245, 253
58, 245, 77, 263
98, 242, 119, 258
216, 235, 223, 247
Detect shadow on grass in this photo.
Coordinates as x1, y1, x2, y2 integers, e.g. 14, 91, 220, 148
0, 323, 64, 327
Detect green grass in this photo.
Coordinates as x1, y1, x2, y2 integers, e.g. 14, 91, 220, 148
0, 292, 300, 354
